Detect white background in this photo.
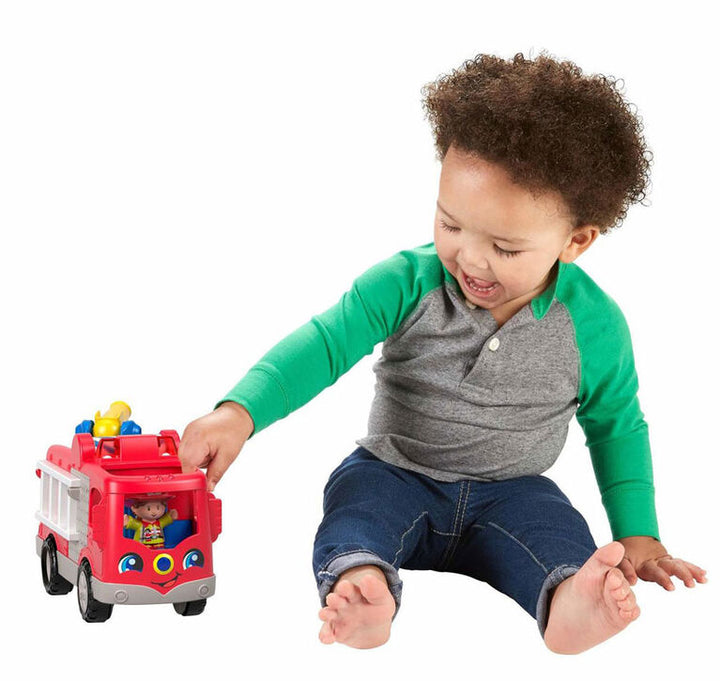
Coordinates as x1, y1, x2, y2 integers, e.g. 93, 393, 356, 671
2, 1, 717, 677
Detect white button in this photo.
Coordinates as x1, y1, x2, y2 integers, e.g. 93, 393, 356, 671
488, 337, 500, 352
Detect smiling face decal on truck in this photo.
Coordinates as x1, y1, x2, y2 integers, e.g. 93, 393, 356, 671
118, 549, 206, 589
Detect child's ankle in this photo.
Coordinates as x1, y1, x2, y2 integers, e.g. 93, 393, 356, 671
334, 564, 388, 590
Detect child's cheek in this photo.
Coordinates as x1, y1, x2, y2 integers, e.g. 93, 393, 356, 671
435, 243, 457, 274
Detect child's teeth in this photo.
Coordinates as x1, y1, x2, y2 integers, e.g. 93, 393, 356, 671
466, 275, 496, 291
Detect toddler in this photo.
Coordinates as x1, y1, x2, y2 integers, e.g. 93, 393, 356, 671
179, 52, 706, 653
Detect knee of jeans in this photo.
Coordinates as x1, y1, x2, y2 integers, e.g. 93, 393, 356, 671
316, 549, 403, 615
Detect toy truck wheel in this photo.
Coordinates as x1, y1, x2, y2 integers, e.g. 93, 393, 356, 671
41, 535, 74, 595
77, 560, 113, 622
173, 599, 207, 616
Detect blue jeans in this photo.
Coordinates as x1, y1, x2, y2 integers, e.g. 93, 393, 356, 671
313, 448, 597, 636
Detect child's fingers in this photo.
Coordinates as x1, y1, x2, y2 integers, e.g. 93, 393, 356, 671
618, 557, 638, 585
206, 448, 237, 492
657, 558, 706, 588
637, 561, 674, 590
177, 435, 212, 473
178, 406, 252, 487
677, 560, 707, 582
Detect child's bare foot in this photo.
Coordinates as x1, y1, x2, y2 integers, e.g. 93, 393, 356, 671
318, 565, 396, 649
544, 542, 640, 654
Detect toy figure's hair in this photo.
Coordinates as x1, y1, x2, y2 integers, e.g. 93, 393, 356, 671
421, 52, 652, 232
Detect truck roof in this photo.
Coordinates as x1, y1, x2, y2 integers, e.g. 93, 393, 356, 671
41, 431, 208, 497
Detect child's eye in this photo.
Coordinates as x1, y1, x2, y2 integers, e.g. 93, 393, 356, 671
494, 245, 521, 258
438, 219, 460, 233
439, 219, 521, 257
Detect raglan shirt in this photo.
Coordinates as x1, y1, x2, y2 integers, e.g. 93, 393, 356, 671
221, 244, 659, 541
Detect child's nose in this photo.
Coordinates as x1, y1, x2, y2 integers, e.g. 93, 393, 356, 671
460, 247, 490, 273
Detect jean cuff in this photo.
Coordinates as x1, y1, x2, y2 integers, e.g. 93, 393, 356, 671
316, 550, 403, 617
535, 564, 582, 638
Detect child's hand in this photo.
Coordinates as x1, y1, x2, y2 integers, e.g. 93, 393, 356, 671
178, 402, 255, 492
617, 535, 707, 591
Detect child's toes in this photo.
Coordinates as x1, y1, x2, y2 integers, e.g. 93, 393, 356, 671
616, 592, 636, 612
326, 592, 348, 610
609, 580, 630, 601
319, 606, 337, 623
334, 579, 361, 603
605, 567, 625, 591
359, 575, 389, 604
613, 585, 639, 623
319, 621, 336, 644
619, 604, 641, 621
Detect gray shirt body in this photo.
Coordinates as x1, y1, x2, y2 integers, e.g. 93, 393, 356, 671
358, 276, 578, 482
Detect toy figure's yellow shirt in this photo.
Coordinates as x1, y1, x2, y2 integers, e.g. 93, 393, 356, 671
125, 513, 173, 546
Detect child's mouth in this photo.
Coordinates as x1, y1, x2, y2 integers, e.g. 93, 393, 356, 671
463, 273, 499, 297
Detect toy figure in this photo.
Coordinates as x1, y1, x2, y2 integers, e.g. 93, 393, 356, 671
124, 494, 178, 549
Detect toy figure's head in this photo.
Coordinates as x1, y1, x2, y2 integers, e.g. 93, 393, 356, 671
129, 494, 173, 522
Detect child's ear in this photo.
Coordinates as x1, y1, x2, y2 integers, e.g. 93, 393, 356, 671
559, 225, 600, 263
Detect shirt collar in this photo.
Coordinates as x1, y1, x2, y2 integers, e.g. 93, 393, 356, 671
530, 260, 565, 320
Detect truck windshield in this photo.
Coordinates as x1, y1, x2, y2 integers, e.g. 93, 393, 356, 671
122, 490, 195, 549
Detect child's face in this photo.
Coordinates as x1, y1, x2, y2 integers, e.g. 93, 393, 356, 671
434, 145, 596, 323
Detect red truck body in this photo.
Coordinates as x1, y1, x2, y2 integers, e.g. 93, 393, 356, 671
36, 429, 221, 621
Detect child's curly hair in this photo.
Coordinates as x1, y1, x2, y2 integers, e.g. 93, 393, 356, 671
421, 52, 652, 231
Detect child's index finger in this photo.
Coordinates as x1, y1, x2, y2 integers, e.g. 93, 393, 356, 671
177, 437, 209, 474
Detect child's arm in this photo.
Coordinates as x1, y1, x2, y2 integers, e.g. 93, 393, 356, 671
179, 246, 444, 490
617, 536, 707, 590
569, 291, 707, 589
572, 293, 659, 540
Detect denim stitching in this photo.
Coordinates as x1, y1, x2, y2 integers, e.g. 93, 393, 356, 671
430, 528, 456, 537
439, 481, 471, 568
442, 481, 465, 562
438, 483, 463, 567
449, 481, 471, 563
453, 481, 468, 537
485, 521, 549, 573
449, 482, 465, 536
458, 482, 470, 530
392, 511, 429, 568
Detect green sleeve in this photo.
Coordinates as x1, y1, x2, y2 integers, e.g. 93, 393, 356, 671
565, 278, 659, 541
219, 245, 444, 435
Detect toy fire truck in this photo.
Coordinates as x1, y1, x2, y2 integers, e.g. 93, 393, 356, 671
35, 402, 222, 622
